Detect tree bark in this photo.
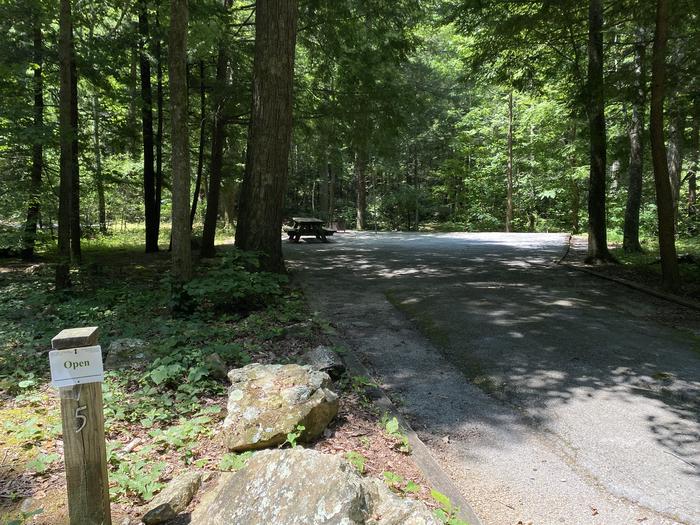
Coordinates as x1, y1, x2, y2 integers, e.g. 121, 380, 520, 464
22, 13, 43, 260
650, 0, 680, 291
92, 95, 107, 233
69, 30, 81, 262
506, 90, 514, 232
57, 0, 74, 288
155, 1, 164, 229
585, 0, 614, 263
667, 103, 684, 227
689, 97, 699, 220
235, 0, 298, 273
355, 151, 367, 230
328, 159, 335, 226
201, 6, 230, 258
140, 0, 158, 252
623, 29, 646, 253
190, 59, 206, 229
169, 0, 192, 283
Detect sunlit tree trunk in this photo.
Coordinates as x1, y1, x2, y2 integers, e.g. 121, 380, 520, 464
69, 33, 81, 262
667, 104, 684, 228
506, 90, 514, 232
155, 1, 164, 229
22, 13, 43, 260
623, 29, 646, 253
235, 0, 299, 272
191, 60, 207, 229
169, 0, 192, 282
650, 0, 680, 291
689, 97, 699, 220
355, 151, 367, 230
92, 95, 107, 233
585, 0, 614, 263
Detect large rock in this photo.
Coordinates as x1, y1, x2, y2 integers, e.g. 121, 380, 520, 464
192, 448, 440, 525
142, 471, 202, 524
222, 363, 339, 451
105, 338, 150, 370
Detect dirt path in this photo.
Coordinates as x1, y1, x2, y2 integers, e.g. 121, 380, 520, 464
285, 232, 700, 525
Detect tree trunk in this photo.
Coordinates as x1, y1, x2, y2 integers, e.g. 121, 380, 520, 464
568, 125, 581, 234
667, 104, 684, 227
355, 152, 367, 230
22, 14, 43, 260
190, 59, 206, 229
623, 30, 646, 253
92, 95, 107, 233
506, 90, 514, 232
140, 0, 158, 252
69, 33, 81, 262
328, 159, 335, 226
234, 0, 298, 273
201, 11, 230, 258
57, 0, 74, 288
585, 0, 614, 264
650, 0, 680, 291
155, 1, 164, 228
129, 45, 139, 157
689, 97, 699, 220
169, 0, 192, 283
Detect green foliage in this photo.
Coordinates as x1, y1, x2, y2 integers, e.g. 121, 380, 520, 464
218, 451, 253, 472
431, 489, 470, 525
5, 508, 44, 525
283, 424, 306, 448
26, 452, 60, 474
110, 453, 167, 502
345, 451, 367, 474
381, 415, 412, 454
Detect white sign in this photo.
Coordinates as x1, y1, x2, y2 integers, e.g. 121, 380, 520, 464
49, 345, 104, 388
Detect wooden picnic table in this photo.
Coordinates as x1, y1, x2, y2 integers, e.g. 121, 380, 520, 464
284, 217, 336, 243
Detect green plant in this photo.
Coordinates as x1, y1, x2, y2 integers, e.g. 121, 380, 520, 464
110, 455, 167, 502
345, 451, 367, 474
218, 451, 253, 472
26, 452, 60, 474
283, 424, 306, 448
431, 489, 470, 525
382, 470, 404, 490
382, 415, 411, 454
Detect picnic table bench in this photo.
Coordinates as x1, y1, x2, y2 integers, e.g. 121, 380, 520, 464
284, 217, 336, 243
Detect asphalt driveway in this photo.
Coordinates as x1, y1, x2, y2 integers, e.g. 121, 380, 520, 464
285, 232, 700, 525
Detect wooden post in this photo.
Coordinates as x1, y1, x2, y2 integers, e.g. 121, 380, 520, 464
52, 327, 112, 525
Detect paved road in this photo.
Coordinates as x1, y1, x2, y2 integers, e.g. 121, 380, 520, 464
285, 232, 700, 525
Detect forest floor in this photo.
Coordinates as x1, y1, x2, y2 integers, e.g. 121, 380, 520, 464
285, 231, 700, 525
0, 235, 443, 525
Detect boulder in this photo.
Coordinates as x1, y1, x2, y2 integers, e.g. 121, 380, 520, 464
192, 448, 440, 525
142, 471, 202, 525
222, 363, 339, 451
204, 352, 229, 381
304, 345, 346, 380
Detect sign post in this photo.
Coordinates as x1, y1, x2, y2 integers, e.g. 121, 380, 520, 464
50, 327, 112, 525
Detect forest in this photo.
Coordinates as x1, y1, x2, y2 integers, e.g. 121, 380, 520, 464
0, 0, 698, 289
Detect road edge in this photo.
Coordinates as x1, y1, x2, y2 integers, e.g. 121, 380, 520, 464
332, 335, 484, 525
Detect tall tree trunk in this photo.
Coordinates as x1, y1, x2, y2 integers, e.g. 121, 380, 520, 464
169, 0, 192, 282
585, 0, 614, 263
155, 1, 164, 228
667, 104, 684, 227
190, 60, 206, 229
569, 125, 581, 234
69, 34, 81, 262
201, 10, 230, 258
92, 95, 107, 233
140, 0, 158, 252
623, 29, 646, 253
650, 0, 680, 291
235, 0, 298, 273
355, 152, 367, 230
689, 97, 699, 220
506, 90, 514, 232
57, 0, 74, 288
327, 158, 335, 226
22, 14, 43, 260
129, 44, 139, 157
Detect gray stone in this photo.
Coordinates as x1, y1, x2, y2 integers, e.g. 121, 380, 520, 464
222, 363, 339, 451
142, 471, 202, 524
191, 448, 440, 525
304, 345, 346, 380
204, 353, 228, 381
105, 338, 149, 370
